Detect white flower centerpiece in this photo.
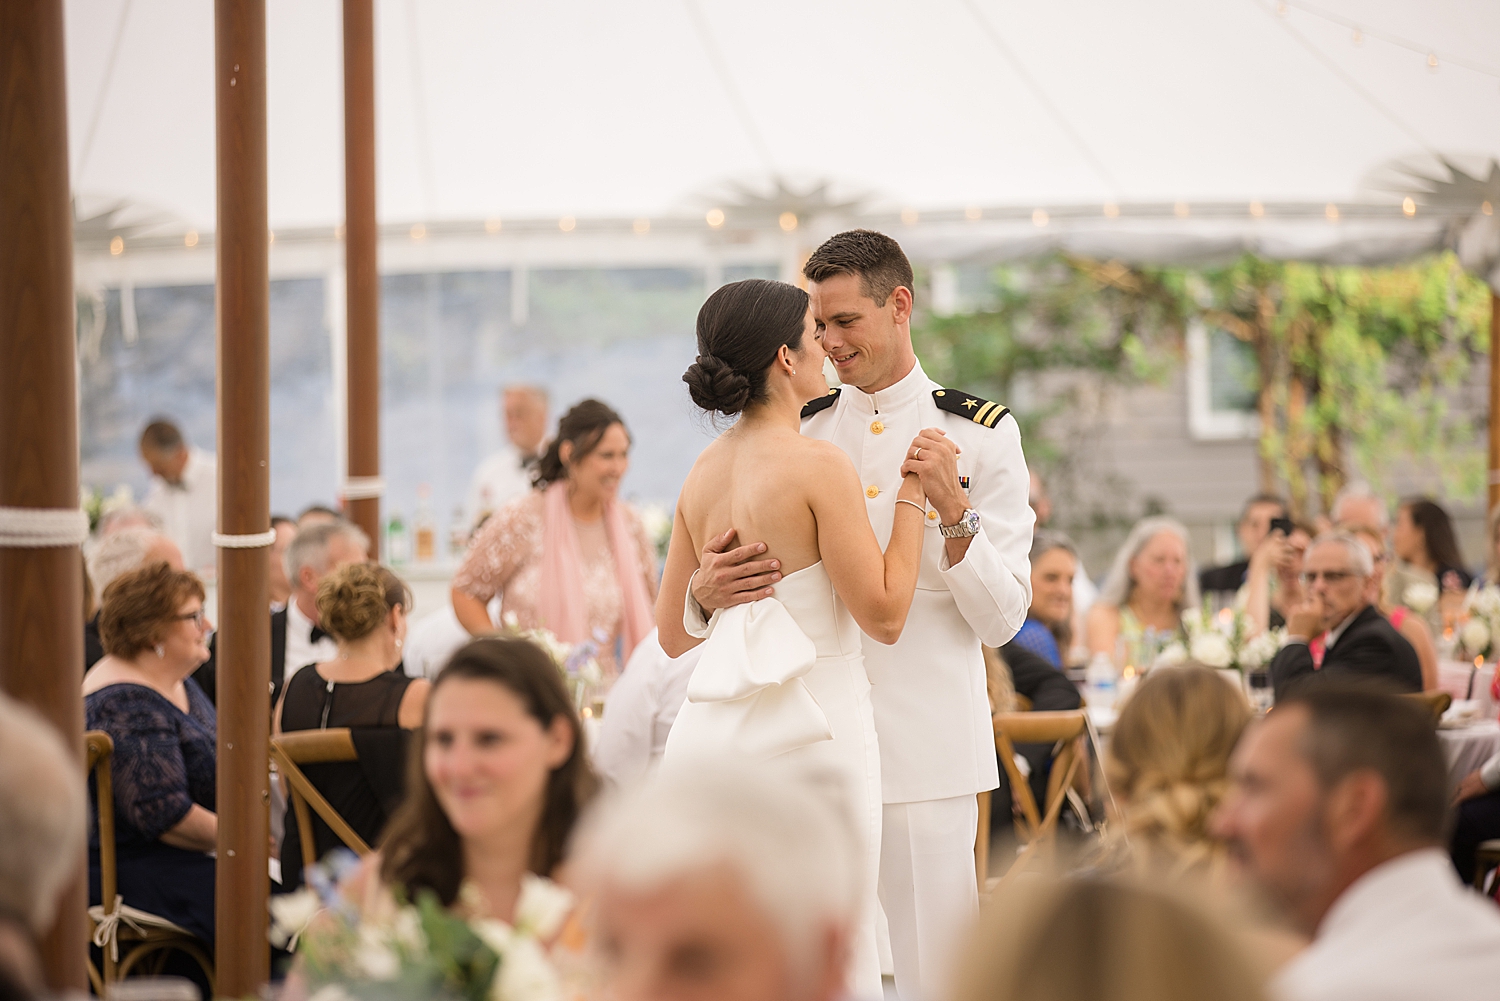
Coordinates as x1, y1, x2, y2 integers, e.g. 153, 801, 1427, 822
498, 615, 604, 711
1459, 583, 1500, 662
1155, 607, 1282, 677
270, 853, 574, 1001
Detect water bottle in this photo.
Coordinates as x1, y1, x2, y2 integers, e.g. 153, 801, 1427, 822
1085, 653, 1118, 710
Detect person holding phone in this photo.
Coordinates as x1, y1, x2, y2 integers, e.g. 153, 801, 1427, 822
1199, 494, 1291, 599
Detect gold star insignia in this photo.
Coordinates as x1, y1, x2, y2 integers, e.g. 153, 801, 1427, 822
963, 398, 978, 409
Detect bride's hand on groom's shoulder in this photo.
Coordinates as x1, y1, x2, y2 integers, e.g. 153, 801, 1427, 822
691, 529, 783, 613
900, 428, 965, 523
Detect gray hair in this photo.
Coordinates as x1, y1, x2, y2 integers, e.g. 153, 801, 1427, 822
284, 520, 370, 587
0, 695, 87, 932
1030, 529, 1077, 564
1308, 531, 1375, 577
87, 527, 161, 595
1097, 516, 1201, 610
574, 758, 863, 969
1331, 481, 1388, 528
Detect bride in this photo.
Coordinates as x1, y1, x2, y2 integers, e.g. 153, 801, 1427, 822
657, 278, 928, 997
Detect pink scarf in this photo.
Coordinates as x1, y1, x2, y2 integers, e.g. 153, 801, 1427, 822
536, 481, 654, 663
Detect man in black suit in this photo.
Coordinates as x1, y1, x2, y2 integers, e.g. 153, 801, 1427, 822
1199, 493, 1289, 597
1269, 532, 1422, 700
270, 520, 370, 709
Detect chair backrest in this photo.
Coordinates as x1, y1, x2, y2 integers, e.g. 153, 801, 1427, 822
992, 710, 1088, 845
271, 729, 372, 866
85, 731, 118, 910
1404, 689, 1451, 725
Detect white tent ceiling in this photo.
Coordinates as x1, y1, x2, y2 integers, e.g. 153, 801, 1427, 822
64, 0, 1500, 235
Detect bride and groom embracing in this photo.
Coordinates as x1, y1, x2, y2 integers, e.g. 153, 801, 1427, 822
656, 230, 1035, 999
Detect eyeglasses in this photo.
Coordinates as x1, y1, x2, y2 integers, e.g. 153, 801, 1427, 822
1299, 570, 1360, 586
174, 609, 208, 629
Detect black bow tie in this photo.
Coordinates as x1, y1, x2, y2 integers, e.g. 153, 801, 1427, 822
310, 624, 329, 644
520, 452, 540, 470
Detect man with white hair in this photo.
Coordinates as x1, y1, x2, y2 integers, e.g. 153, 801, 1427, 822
1268, 532, 1421, 700
0, 693, 88, 996
465, 384, 549, 529
84, 526, 185, 671
575, 760, 863, 1001
1330, 482, 1388, 531
274, 520, 370, 706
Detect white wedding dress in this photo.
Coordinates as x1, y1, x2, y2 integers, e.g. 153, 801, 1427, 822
663, 562, 883, 998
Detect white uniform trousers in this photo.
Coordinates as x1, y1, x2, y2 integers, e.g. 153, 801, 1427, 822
879, 793, 979, 1000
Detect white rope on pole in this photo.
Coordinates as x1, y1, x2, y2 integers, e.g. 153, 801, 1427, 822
212, 529, 278, 549
342, 476, 386, 500
0, 506, 90, 548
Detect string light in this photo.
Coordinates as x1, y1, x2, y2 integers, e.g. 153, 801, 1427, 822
558, 216, 576, 232
778, 211, 798, 232
1427, 52, 1439, 71
335, 224, 345, 240
184, 230, 198, 247
1102, 203, 1119, 218
1174, 201, 1190, 218
1402, 197, 1417, 217
410, 223, 426, 240
964, 205, 982, 221
1324, 203, 1340, 222
705, 208, 725, 229
1351, 28, 1362, 45
1031, 208, 1048, 227
484, 218, 502, 234
268, 230, 275, 245
900, 207, 919, 225
1484, 201, 1494, 216
1249, 201, 1265, 218
109, 236, 123, 255
632, 218, 650, 235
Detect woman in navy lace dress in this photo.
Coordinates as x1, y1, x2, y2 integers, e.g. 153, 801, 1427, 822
83, 562, 217, 946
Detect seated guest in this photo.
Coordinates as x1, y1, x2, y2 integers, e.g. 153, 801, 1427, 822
950, 878, 1270, 1001
1328, 481, 1386, 532
296, 504, 342, 528
1101, 664, 1249, 879
593, 628, 701, 789
268, 514, 296, 610
274, 563, 429, 888
1391, 496, 1471, 633
84, 526, 184, 671
1345, 524, 1439, 690
1268, 533, 1422, 700
575, 758, 861, 1001
1029, 471, 1098, 635
1199, 494, 1288, 598
1010, 530, 1077, 668
1451, 749, 1500, 885
1213, 681, 1500, 1000
83, 563, 218, 949
1241, 519, 1311, 632
0, 694, 89, 999
988, 643, 1083, 820
275, 520, 370, 708
1087, 517, 1198, 667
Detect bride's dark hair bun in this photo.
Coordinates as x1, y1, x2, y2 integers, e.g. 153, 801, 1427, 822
684, 279, 809, 417
684, 353, 753, 416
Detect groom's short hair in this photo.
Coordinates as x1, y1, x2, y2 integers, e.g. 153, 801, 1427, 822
803, 230, 915, 308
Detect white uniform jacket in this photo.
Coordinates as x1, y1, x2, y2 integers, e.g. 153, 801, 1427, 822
801, 361, 1033, 803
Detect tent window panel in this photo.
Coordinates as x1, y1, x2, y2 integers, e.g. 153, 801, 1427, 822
1186, 322, 1258, 441
1207, 326, 1258, 414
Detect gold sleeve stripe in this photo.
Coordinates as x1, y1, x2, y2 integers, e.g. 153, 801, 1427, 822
973, 401, 997, 426
984, 404, 1009, 428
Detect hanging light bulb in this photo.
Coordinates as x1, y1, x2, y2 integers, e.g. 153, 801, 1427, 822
705, 208, 725, 229
484, 218, 502, 234
633, 218, 650, 235
559, 216, 576, 232
1427, 53, 1439, 71
1174, 201, 1190, 218
1249, 201, 1265, 218
779, 211, 798, 232
109, 236, 124, 255
1402, 197, 1417, 217
1102, 203, 1119, 218
184, 230, 198, 248
964, 205, 982, 221
1032, 208, 1048, 227
900, 207, 919, 225
1325, 203, 1340, 222
410, 223, 427, 240
1352, 28, 1362, 45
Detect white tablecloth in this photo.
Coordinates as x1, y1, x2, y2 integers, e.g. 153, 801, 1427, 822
1439, 720, 1500, 785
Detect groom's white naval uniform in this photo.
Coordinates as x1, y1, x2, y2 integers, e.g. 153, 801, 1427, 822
799, 360, 1032, 995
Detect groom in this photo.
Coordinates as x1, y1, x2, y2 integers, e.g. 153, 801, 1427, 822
688, 230, 1034, 998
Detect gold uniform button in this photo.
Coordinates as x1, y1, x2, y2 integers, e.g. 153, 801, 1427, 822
927, 511, 939, 520
870, 420, 884, 435
865, 485, 880, 499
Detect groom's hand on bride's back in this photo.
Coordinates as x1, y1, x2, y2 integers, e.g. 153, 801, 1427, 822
692, 529, 782, 613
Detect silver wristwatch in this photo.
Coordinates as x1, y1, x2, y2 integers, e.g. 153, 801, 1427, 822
940, 508, 981, 539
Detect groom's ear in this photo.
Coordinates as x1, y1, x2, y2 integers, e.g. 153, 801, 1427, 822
888, 286, 914, 324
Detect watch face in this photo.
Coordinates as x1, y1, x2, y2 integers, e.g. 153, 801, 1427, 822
962, 509, 981, 532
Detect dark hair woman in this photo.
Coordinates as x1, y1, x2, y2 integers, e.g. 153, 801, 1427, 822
1392, 499, 1472, 631
336, 638, 596, 918
654, 278, 930, 996
82, 562, 217, 952
450, 399, 658, 679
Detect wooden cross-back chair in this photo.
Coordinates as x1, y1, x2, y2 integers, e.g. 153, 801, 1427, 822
270, 728, 373, 874
989, 710, 1089, 888
84, 731, 215, 997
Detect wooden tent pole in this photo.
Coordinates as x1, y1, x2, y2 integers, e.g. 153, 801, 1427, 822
1490, 290, 1500, 515
0, 1, 86, 989
214, 0, 272, 993
344, 0, 381, 554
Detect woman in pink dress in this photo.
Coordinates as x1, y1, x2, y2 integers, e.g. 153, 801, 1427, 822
450, 399, 657, 678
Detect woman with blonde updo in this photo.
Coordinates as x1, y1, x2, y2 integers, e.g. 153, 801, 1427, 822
1101, 664, 1250, 879
274, 562, 429, 888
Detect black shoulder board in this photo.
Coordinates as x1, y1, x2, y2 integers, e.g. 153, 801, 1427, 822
801, 387, 841, 419
933, 389, 1010, 428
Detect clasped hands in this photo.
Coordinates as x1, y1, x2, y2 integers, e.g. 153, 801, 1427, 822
691, 428, 962, 614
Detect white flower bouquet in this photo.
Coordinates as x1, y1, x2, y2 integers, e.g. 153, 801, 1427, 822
499, 615, 604, 709
270, 853, 573, 1001
1156, 607, 1282, 674
1459, 584, 1500, 661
